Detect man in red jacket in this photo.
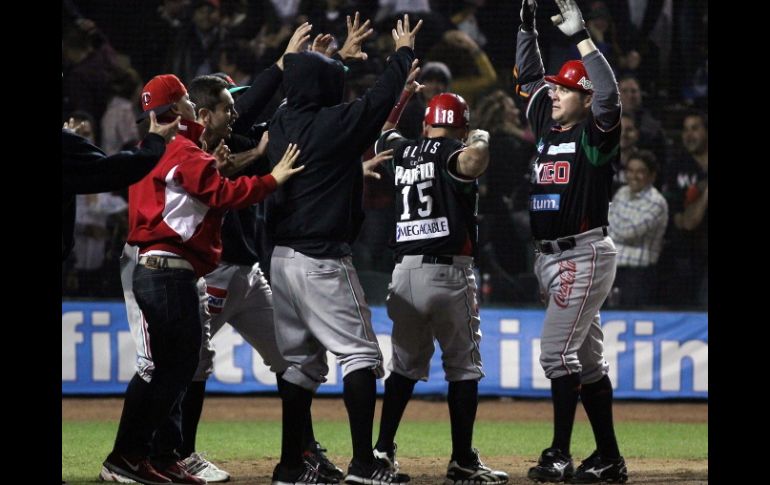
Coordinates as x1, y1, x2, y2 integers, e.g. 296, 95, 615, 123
101, 73, 303, 485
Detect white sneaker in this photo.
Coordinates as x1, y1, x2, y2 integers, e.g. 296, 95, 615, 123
98, 465, 137, 483
183, 452, 231, 482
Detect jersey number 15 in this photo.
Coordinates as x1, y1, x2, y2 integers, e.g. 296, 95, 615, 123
400, 181, 433, 220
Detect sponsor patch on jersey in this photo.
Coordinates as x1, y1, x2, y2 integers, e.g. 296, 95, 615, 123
547, 142, 575, 155
396, 217, 450, 242
530, 194, 560, 211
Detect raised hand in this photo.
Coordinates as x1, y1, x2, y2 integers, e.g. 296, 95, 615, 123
338, 11, 374, 61
551, 0, 586, 37
277, 22, 313, 69
392, 13, 423, 52
311, 33, 336, 57
62, 117, 86, 135
148, 111, 180, 144
404, 59, 424, 94
520, 0, 537, 32
362, 149, 394, 180
270, 143, 304, 185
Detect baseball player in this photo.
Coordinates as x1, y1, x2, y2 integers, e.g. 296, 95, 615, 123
265, 12, 420, 485
514, 0, 627, 483
371, 92, 509, 485
99, 73, 303, 485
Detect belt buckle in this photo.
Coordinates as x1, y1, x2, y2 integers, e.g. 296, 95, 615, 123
144, 255, 161, 269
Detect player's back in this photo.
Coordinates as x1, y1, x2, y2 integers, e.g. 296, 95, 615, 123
385, 134, 478, 257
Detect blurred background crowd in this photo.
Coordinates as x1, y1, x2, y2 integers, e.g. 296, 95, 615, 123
62, 0, 707, 310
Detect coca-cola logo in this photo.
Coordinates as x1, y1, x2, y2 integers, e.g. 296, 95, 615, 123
554, 259, 576, 309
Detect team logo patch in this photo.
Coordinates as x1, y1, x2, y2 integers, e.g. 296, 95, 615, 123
534, 161, 571, 184
547, 142, 575, 155
577, 77, 593, 91
530, 194, 560, 211
141, 91, 151, 107
554, 259, 577, 308
207, 287, 228, 314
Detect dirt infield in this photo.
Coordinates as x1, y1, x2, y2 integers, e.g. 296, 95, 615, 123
63, 397, 708, 484
63, 396, 708, 423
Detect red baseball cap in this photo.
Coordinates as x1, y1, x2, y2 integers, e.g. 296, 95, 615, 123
545, 60, 594, 93
136, 74, 187, 122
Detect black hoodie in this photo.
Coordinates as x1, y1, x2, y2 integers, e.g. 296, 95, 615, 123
266, 47, 414, 257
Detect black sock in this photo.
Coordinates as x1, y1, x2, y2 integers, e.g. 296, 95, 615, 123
179, 380, 206, 458
448, 379, 478, 464
580, 375, 620, 459
550, 373, 581, 455
343, 369, 376, 466
375, 372, 417, 452
304, 407, 316, 451
277, 376, 313, 468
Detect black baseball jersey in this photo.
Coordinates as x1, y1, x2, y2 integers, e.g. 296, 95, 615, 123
375, 129, 478, 257
526, 85, 620, 240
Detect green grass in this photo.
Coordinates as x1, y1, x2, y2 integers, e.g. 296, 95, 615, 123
63, 420, 706, 482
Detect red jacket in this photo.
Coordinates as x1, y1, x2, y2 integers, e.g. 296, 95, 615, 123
127, 120, 277, 276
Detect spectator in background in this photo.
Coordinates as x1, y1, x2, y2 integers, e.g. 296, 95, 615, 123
167, 0, 223, 83
375, 0, 430, 23
218, 40, 258, 86
427, 29, 497, 105
618, 75, 667, 166
101, 66, 142, 155
62, 20, 120, 127
569, 1, 620, 68
659, 111, 708, 307
450, 0, 488, 48
473, 89, 536, 298
72, 192, 128, 297
612, 112, 641, 194
608, 150, 668, 307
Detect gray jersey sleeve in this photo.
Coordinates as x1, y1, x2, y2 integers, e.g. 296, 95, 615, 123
514, 29, 546, 99
515, 28, 552, 138
583, 50, 621, 131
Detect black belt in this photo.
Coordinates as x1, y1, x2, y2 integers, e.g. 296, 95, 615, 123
535, 226, 608, 255
396, 254, 455, 265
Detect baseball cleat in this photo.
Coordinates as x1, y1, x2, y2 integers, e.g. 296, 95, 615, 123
569, 451, 627, 483
527, 447, 574, 483
372, 442, 400, 473
272, 461, 340, 484
444, 448, 508, 484
304, 441, 344, 480
344, 458, 411, 484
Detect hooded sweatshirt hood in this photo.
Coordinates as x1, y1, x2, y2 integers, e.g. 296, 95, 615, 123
283, 51, 345, 110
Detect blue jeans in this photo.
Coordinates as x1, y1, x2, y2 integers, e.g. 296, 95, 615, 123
114, 265, 202, 457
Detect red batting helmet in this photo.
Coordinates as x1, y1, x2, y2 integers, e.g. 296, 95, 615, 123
545, 60, 594, 93
424, 93, 470, 128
